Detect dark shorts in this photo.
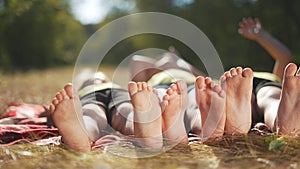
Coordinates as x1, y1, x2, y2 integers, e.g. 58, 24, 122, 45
80, 88, 131, 125
253, 77, 282, 94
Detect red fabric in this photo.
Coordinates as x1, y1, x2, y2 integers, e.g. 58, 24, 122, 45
0, 102, 131, 148
0, 124, 59, 145
1, 101, 46, 119
0, 102, 58, 145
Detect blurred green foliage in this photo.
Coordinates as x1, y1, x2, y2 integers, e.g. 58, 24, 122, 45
96, 0, 300, 73
0, 0, 87, 71
0, 0, 299, 72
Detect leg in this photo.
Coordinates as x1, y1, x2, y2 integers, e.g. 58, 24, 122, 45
220, 67, 253, 134
195, 76, 226, 140
82, 103, 108, 141
128, 81, 163, 149
130, 55, 156, 82
154, 52, 205, 77
110, 102, 134, 136
185, 88, 202, 135
277, 63, 300, 135
161, 80, 188, 144
50, 83, 106, 152
256, 86, 281, 131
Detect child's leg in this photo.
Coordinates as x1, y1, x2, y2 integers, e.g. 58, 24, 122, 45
130, 55, 156, 82
110, 102, 135, 136
185, 87, 202, 135
255, 86, 281, 131
81, 103, 108, 141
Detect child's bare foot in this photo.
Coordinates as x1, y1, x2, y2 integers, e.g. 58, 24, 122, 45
195, 76, 225, 140
128, 82, 163, 149
161, 80, 188, 144
220, 67, 253, 134
277, 63, 300, 135
49, 83, 91, 152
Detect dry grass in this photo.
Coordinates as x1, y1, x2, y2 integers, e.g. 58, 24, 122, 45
0, 66, 129, 114
0, 66, 73, 114
0, 66, 299, 169
0, 134, 299, 169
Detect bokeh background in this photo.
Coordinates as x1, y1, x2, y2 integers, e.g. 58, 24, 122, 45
0, 0, 299, 73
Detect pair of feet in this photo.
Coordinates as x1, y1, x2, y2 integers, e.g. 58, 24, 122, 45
128, 80, 188, 150
215, 63, 300, 136
194, 66, 252, 140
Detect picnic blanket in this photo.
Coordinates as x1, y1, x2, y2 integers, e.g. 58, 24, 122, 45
0, 102, 125, 148
0, 102, 59, 145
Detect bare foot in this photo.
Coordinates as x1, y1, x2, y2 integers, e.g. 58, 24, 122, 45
161, 80, 188, 144
277, 63, 300, 135
49, 83, 91, 152
195, 76, 225, 140
220, 67, 253, 134
128, 82, 163, 149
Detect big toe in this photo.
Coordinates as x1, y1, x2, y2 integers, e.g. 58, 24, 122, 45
195, 76, 205, 90
285, 63, 297, 77
176, 80, 187, 94
128, 81, 138, 96
242, 68, 253, 78
64, 83, 74, 98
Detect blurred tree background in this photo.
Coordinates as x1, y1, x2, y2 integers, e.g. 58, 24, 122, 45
0, 0, 86, 71
0, 0, 299, 73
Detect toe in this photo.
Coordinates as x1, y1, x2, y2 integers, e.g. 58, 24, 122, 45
218, 90, 226, 98
205, 77, 212, 84
60, 89, 69, 99
49, 104, 55, 113
170, 83, 177, 91
296, 67, 300, 76
52, 98, 59, 106
230, 68, 237, 76
195, 76, 205, 89
284, 63, 297, 77
55, 92, 63, 102
64, 83, 74, 98
220, 75, 226, 83
176, 80, 187, 94
213, 85, 222, 93
208, 80, 216, 89
166, 87, 174, 95
128, 81, 138, 96
242, 68, 253, 77
137, 82, 143, 91
141, 82, 147, 90
224, 71, 231, 79
163, 94, 169, 101
236, 67, 243, 74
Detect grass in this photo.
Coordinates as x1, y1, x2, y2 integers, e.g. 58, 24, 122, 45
0, 66, 299, 169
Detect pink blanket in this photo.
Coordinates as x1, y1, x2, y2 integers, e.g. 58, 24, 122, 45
0, 102, 128, 148
0, 102, 59, 145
